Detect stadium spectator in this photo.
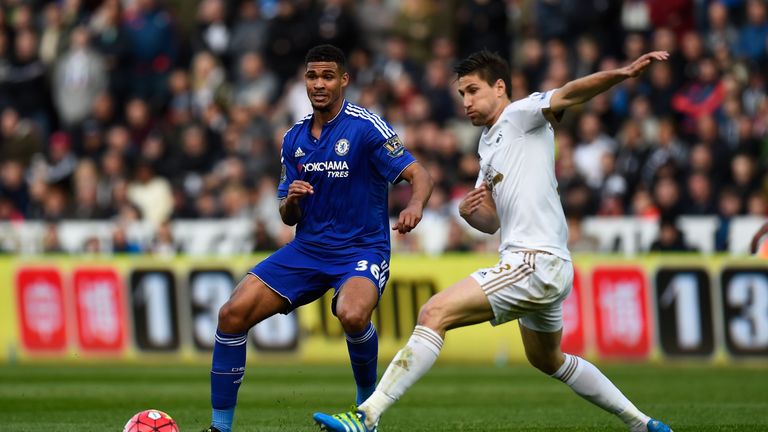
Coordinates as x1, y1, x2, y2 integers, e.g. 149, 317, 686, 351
1, 107, 42, 167
38, 3, 64, 68
35, 131, 78, 187
41, 223, 63, 253
0, 195, 22, 222
10, 29, 50, 136
83, 92, 118, 137
40, 185, 68, 221
0, 160, 28, 216
69, 159, 107, 219
671, 57, 725, 136
615, 120, 649, 197
314, 0, 360, 55
735, 0, 768, 63
649, 0, 694, 39
192, 0, 231, 61
228, 0, 268, 59
110, 224, 142, 254
683, 171, 718, 215
150, 219, 177, 256
597, 152, 628, 213
0, 0, 763, 256
715, 187, 744, 251
574, 112, 616, 189
232, 52, 279, 110
747, 191, 768, 216
263, 0, 314, 85
251, 219, 279, 252
706, 2, 739, 54
52, 26, 107, 127
642, 118, 687, 187
729, 152, 761, 201
650, 218, 696, 252
125, 98, 156, 148
454, 0, 509, 59
90, 0, 133, 110
127, 158, 173, 227
631, 188, 661, 220
647, 61, 676, 117
124, 0, 176, 107
566, 214, 600, 252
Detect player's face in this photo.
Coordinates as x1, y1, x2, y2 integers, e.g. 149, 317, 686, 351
305, 62, 349, 112
457, 73, 505, 127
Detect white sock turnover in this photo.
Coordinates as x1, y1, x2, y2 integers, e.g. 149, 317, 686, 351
552, 354, 650, 431
360, 325, 443, 427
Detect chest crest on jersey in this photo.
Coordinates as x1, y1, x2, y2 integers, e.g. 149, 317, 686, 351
483, 165, 504, 195
334, 138, 350, 156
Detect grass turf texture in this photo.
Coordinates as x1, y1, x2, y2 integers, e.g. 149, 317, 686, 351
1, 363, 765, 431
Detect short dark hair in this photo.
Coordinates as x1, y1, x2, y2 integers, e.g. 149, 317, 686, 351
453, 50, 511, 98
305, 44, 346, 71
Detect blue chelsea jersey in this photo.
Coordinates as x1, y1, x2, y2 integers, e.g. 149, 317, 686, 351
277, 100, 416, 252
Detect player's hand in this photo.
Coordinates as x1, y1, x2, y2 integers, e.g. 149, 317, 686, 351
285, 180, 313, 204
624, 51, 669, 78
392, 202, 423, 234
459, 184, 489, 218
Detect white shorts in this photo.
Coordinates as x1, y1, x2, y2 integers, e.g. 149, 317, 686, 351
470, 250, 573, 332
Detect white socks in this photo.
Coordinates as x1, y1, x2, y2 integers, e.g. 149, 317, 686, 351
552, 354, 650, 431
358, 334, 649, 431
360, 325, 443, 427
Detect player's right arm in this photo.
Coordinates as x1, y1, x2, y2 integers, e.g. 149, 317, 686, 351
546, 51, 669, 119
279, 180, 313, 226
276, 127, 308, 226
459, 183, 499, 234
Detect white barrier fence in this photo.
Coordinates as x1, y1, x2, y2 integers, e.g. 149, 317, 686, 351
0, 216, 764, 256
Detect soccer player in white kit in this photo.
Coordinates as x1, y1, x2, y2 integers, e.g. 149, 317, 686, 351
314, 50, 674, 432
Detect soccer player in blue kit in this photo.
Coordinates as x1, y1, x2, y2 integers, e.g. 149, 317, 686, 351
203, 44, 433, 432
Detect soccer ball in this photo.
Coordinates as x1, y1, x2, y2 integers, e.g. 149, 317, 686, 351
123, 409, 180, 432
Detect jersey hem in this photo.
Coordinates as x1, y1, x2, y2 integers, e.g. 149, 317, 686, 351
500, 246, 571, 261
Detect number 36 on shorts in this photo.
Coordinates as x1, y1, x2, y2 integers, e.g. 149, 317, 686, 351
355, 259, 390, 289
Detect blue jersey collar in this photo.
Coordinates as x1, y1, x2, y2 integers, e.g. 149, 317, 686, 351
311, 99, 347, 128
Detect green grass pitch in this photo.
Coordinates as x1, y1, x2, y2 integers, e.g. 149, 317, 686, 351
1, 363, 766, 431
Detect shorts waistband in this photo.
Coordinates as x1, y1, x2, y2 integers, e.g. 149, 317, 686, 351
513, 249, 552, 256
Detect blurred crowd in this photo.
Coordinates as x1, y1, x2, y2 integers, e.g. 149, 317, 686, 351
0, 0, 766, 254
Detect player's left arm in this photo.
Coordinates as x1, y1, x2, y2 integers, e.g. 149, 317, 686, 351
392, 162, 433, 234
545, 51, 669, 121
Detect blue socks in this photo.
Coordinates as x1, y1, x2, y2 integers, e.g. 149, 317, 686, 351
210, 330, 247, 432
345, 322, 378, 405
210, 324, 376, 430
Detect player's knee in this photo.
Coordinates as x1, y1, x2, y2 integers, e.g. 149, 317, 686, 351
416, 301, 447, 331
336, 307, 369, 334
525, 351, 562, 375
217, 301, 248, 333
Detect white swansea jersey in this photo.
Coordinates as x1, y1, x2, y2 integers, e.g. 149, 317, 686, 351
476, 90, 571, 261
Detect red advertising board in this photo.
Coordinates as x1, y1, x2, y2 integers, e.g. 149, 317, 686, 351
560, 267, 585, 355
16, 268, 67, 352
592, 266, 651, 359
73, 268, 127, 352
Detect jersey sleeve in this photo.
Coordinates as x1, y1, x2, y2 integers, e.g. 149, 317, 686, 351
276, 135, 298, 199
509, 89, 558, 132
474, 163, 487, 188
365, 119, 416, 183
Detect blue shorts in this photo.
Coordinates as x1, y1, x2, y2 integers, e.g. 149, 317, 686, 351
249, 242, 390, 313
